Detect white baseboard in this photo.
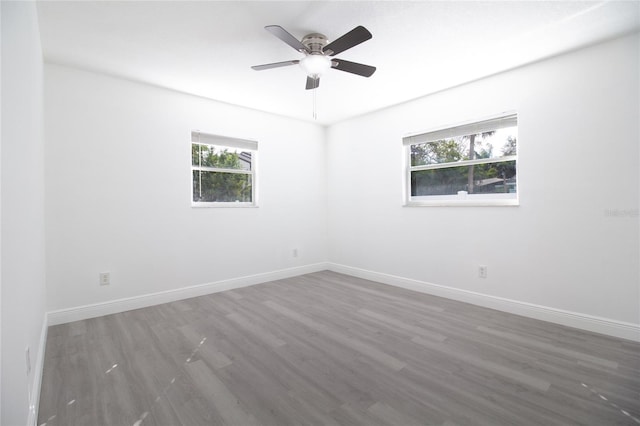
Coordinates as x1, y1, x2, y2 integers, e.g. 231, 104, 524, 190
27, 314, 48, 426
46, 261, 640, 342
328, 263, 640, 342
48, 262, 328, 326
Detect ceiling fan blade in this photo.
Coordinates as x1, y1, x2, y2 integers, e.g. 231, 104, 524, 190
265, 25, 309, 53
251, 60, 299, 71
323, 26, 372, 56
306, 76, 320, 90
331, 59, 376, 77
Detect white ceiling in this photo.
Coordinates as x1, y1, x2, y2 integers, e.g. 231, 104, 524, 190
37, 1, 639, 125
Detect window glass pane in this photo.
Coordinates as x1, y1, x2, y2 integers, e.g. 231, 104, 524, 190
192, 143, 201, 166
473, 160, 517, 194
191, 143, 252, 171
411, 160, 516, 196
411, 127, 517, 166
411, 165, 468, 196
411, 139, 465, 166
192, 170, 252, 202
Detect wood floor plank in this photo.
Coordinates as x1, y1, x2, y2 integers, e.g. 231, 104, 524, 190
358, 307, 447, 342
226, 312, 287, 348
38, 271, 640, 426
264, 299, 407, 372
477, 325, 620, 369
184, 360, 260, 426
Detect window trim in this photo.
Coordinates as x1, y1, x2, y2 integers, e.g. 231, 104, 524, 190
403, 112, 519, 207
191, 131, 258, 208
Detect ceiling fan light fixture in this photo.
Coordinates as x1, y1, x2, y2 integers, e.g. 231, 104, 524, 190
299, 54, 331, 77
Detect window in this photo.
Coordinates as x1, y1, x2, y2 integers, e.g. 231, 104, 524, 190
404, 113, 518, 206
191, 131, 257, 207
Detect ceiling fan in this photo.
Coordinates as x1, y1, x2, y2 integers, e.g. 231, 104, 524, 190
251, 25, 376, 90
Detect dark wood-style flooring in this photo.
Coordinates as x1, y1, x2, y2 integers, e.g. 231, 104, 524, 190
38, 271, 640, 425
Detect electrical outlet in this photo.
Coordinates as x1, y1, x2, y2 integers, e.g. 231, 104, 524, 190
478, 265, 488, 279
292, 248, 299, 258
99, 272, 110, 286
25, 347, 31, 376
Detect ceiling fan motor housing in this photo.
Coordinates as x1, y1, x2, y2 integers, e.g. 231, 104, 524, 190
301, 33, 329, 55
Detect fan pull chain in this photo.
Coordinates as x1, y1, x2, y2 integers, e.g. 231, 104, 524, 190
312, 88, 318, 120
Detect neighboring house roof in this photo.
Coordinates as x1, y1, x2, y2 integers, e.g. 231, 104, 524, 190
238, 151, 252, 170
475, 177, 505, 187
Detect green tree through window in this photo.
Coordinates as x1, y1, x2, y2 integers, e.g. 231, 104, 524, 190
410, 135, 517, 196
404, 114, 518, 204
192, 142, 254, 204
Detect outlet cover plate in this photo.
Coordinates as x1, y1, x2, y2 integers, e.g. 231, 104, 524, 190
99, 272, 110, 286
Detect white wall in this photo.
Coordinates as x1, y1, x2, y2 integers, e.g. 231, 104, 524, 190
45, 34, 638, 337
45, 64, 327, 312
327, 34, 639, 327
1, 3, 3, 420
1, 2, 48, 424
1, 4, 3, 422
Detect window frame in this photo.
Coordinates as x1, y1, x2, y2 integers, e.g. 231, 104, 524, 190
403, 112, 519, 207
191, 131, 258, 208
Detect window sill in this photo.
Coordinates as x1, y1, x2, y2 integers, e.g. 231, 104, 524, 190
405, 195, 518, 207
191, 202, 258, 208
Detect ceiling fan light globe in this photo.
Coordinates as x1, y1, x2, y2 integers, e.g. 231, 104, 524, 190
300, 55, 331, 77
